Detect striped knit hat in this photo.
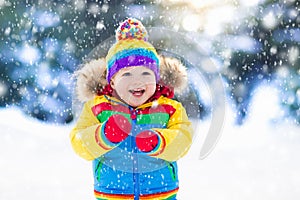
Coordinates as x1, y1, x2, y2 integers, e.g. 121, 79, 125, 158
106, 18, 159, 83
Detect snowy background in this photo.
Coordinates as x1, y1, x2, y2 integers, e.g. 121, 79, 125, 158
1, 0, 300, 199
1, 84, 300, 200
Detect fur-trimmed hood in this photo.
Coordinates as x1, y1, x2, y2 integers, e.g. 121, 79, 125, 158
74, 55, 188, 102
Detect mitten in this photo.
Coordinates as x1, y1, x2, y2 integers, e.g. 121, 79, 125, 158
103, 114, 131, 143
136, 130, 160, 153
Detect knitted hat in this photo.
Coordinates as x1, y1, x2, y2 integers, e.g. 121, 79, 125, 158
106, 18, 159, 83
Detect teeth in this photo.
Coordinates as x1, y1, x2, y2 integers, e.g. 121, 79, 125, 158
130, 89, 145, 95
130, 89, 144, 93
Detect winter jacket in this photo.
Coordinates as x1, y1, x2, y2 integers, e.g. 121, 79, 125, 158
70, 55, 193, 200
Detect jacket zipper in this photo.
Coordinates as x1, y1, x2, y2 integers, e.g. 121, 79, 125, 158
130, 108, 140, 200
95, 158, 103, 182
166, 161, 177, 181
133, 135, 139, 200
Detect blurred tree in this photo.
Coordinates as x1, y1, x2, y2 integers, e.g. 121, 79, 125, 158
0, 0, 206, 124
149, 0, 300, 125
1, 0, 299, 125
0, 0, 151, 123
221, 0, 300, 124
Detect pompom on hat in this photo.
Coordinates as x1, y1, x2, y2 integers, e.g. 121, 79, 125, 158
106, 18, 160, 83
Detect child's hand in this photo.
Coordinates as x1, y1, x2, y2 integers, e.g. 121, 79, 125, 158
136, 130, 159, 152
104, 114, 131, 143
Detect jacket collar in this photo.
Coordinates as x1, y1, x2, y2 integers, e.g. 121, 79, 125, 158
99, 84, 174, 109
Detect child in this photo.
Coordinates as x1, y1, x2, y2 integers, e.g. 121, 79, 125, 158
70, 18, 193, 200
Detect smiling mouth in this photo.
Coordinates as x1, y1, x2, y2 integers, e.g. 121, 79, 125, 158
129, 89, 145, 96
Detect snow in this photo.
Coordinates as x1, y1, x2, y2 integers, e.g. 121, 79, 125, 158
178, 84, 300, 199
0, 108, 93, 200
17, 44, 41, 65
1, 86, 300, 199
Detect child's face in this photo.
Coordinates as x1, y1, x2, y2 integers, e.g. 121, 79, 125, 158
111, 66, 156, 107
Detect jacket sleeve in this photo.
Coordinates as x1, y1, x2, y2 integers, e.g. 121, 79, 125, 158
152, 101, 193, 161
69, 100, 116, 161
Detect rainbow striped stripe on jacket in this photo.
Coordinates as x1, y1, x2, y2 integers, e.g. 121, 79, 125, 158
70, 94, 193, 199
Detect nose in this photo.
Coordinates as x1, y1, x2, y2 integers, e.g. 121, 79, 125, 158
131, 74, 144, 85
131, 79, 144, 88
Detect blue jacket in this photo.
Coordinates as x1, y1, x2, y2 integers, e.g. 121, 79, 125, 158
70, 93, 193, 199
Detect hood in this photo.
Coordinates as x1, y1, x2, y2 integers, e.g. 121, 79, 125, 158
74, 55, 188, 102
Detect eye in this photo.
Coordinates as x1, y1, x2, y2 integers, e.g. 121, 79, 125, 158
142, 71, 151, 76
122, 72, 131, 76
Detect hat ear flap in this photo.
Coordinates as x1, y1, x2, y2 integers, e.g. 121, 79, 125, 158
159, 55, 188, 94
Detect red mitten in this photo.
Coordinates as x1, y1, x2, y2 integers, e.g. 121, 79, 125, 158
104, 114, 131, 143
136, 130, 159, 152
